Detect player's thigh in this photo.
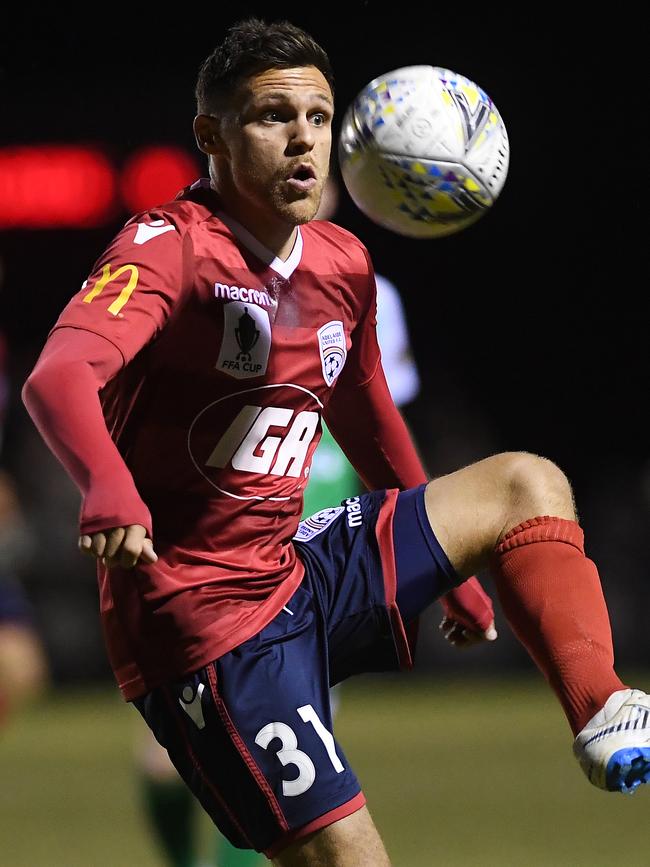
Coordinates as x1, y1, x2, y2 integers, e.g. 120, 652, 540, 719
296, 490, 457, 680
273, 805, 391, 866
423, 451, 574, 578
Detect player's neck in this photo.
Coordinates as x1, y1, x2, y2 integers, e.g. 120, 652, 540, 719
213, 186, 298, 262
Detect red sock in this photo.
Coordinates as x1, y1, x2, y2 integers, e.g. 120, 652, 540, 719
490, 516, 626, 736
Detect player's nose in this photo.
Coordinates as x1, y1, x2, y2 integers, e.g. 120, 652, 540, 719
287, 115, 315, 153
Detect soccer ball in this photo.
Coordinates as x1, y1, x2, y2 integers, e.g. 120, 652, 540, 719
338, 65, 509, 238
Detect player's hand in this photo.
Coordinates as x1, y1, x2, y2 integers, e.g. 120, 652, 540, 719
439, 615, 497, 648
78, 525, 158, 569
438, 576, 497, 649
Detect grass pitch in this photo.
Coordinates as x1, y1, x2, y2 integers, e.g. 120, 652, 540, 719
1, 674, 648, 866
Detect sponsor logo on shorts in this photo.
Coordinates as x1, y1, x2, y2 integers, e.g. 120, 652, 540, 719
345, 496, 363, 528
178, 682, 206, 730
294, 506, 345, 542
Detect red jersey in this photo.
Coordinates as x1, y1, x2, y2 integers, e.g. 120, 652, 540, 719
50, 179, 423, 699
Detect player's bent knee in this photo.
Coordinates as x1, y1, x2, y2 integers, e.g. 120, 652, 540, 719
502, 451, 575, 525
272, 806, 391, 866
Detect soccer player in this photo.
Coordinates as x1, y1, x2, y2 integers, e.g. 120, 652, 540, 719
0, 333, 49, 726
134, 177, 422, 867
22, 17, 649, 866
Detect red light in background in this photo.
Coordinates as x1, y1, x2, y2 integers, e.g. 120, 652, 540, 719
0, 146, 116, 228
121, 146, 200, 213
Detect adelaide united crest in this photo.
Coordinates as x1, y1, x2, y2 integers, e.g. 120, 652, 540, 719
317, 320, 347, 387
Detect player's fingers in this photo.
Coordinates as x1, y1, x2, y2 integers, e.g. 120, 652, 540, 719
90, 533, 107, 558
483, 621, 498, 641
441, 618, 467, 641
118, 525, 148, 569
78, 535, 93, 555
440, 616, 497, 646
443, 622, 467, 646
103, 527, 126, 561
139, 537, 158, 565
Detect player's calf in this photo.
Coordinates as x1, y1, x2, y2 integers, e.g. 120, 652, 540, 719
423, 451, 634, 743
273, 806, 391, 866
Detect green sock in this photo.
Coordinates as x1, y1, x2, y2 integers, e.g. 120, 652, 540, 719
140, 775, 197, 867
215, 832, 265, 866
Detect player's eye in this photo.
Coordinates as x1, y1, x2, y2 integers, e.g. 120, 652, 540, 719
262, 110, 283, 122
311, 113, 327, 127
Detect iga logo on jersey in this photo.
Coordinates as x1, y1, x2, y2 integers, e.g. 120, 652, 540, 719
188, 383, 324, 502
217, 301, 271, 379
317, 320, 347, 386
206, 405, 319, 479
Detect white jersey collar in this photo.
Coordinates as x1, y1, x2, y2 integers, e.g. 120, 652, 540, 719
216, 208, 303, 280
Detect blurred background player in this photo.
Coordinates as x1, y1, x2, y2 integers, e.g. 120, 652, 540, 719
0, 329, 49, 727
133, 174, 421, 867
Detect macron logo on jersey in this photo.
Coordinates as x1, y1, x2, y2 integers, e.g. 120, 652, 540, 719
215, 282, 276, 308
133, 220, 177, 245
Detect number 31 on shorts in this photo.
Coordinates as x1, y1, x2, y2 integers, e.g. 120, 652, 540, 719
255, 704, 344, 797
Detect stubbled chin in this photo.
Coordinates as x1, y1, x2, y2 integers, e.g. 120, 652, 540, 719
275, 197, 321, 225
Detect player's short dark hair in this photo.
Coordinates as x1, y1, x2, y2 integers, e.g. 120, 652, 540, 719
195, 18, 334, 115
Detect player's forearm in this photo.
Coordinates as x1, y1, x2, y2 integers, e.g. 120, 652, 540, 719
325, 366, 427, 491
22, 335, 152, 536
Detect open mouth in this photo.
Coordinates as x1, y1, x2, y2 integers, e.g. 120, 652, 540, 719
292, 165, 316, 181
286, 165, 317, 192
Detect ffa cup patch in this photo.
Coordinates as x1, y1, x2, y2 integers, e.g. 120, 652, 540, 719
217, 301, 271, 379
317, 320, 347, 386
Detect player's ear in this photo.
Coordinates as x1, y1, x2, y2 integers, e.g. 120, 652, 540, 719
193, 114, 226, 156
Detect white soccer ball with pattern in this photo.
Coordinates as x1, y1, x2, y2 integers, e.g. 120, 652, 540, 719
338, 65, 509, 238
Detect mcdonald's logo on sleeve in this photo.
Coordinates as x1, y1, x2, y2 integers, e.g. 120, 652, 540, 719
82, 263, 139, 316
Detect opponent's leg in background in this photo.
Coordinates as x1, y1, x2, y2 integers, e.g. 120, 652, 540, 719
273, 806, 390, 867
0, 471, 49, 724
0, 622, 49, 723
423, 451, 648, 791
137, 727, 197, 867
214, 836, 265, 866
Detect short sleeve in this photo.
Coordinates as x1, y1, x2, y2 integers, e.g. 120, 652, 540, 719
51, 210, 186, 364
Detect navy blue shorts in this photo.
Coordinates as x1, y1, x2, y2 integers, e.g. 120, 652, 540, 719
133, 484, 459, 857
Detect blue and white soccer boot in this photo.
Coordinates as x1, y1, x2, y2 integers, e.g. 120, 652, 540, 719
573, 688, 650, 793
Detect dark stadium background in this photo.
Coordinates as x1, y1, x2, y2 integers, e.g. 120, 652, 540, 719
1, 6, 647, 685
